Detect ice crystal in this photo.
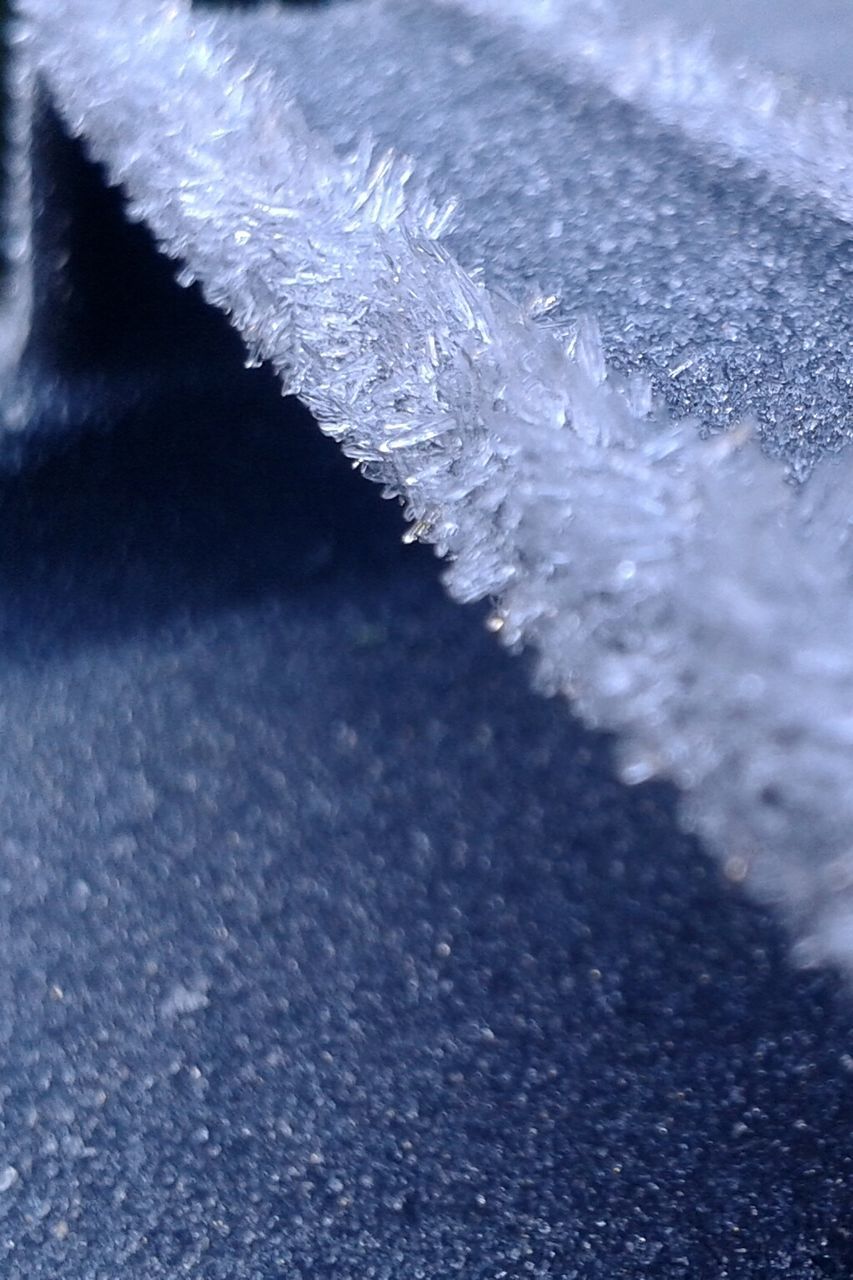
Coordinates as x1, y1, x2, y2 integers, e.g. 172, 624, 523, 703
11, 0, 853, 971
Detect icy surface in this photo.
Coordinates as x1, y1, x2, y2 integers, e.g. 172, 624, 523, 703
14, 0, 853, 970
0, 370, 851, 1277
617, 0, 852, 97
457, 0, 853, 226
232, 0, 852, 466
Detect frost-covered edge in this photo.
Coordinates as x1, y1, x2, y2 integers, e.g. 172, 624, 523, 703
0, 18, 35, 378
19, 0, 853, 972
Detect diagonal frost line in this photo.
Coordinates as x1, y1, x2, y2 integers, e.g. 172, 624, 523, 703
217, 0, 851, 477
454, 0, 853, 225
15, 0, 853, 971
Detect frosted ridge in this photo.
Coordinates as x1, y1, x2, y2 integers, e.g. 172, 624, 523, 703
0, 21, 35, 376
452, 0, 853, 224
17, 0, 853, 969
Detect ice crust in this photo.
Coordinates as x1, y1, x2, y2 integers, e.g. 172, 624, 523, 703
13, 0, 853, 970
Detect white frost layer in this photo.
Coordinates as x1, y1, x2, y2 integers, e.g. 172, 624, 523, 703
18, 0, 853, 970
452, 0, 853, 224
0, 23, 35, 377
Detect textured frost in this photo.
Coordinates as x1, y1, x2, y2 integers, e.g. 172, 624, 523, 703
456, 0, 853, 224
223, 0, 851, 472
0, 21, 35, 377
14, 0, 853, 971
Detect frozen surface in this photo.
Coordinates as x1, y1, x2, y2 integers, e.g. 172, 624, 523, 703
0, 242, 851, 1276
1, 3, 853, 1273
618, 0, 852, 96
455, 0, 853, 228
226, 0, 853, 464
13, 0, 853, 969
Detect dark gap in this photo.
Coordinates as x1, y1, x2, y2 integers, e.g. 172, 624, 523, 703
22, 95, 245, 390
4, 104, 414, 651
0, 376, 416, 655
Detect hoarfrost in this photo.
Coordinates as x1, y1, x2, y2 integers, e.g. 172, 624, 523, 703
12, 0, 853, 972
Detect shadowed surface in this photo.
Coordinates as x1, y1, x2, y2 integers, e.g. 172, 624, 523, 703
0, 126, 853, 1279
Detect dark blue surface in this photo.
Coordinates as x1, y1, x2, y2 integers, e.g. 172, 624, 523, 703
1, 99, 853, 1280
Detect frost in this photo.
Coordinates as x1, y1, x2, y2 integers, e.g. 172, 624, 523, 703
11, 0, 853, 972
160, 981, 210, 1020
456, 0, 853, 224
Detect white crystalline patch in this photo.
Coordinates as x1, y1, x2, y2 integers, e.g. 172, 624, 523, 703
161, 983, 210, 1020
0, 1167, 19, 1193
15, 0, 853, 974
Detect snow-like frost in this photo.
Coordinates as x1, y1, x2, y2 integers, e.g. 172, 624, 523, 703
455, 0, 853, 224
13, 0, 853, 971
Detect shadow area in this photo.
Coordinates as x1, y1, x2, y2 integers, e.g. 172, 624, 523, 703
1, 107, 410, 656
2, 96, 853, 1280
0, 371, 410, 656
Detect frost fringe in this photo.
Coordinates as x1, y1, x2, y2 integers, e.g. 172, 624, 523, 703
18, 0, 853, 969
